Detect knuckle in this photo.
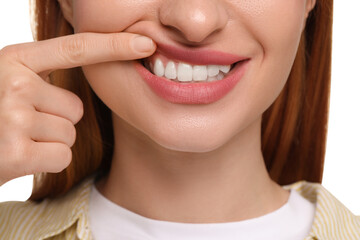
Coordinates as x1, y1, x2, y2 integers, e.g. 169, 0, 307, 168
7, 109, 31, 130
0, 45, 20, 61
6, 75, 34, 98
59, 36, 87, 64
9, 109, 32, 129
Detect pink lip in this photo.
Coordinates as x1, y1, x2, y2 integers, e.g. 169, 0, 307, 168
155, 42, 247, 65
134, 43, 250, 104
134, 59, 250, 104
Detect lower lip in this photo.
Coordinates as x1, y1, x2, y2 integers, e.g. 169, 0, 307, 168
134, 60, 250, 104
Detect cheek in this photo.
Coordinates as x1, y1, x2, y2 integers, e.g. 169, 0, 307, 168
238, 0, 306, 63
72, 0, 153, 33
253, 1, 306, 55
240, 0, 307, 107
82, 62, 144, 120
246, 0, 306, 61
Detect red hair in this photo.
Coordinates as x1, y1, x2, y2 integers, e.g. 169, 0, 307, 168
29, 0, 333, 201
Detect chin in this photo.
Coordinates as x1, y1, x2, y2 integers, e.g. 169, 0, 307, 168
147, 126, 228, 153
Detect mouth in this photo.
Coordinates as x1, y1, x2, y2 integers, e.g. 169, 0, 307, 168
140, 55, 239, 83
134, 43, 250, 104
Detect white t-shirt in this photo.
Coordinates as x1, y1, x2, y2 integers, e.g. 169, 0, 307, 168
89, 185, 315, 240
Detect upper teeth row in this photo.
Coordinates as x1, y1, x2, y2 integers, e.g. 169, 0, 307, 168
150, 58, 231, 82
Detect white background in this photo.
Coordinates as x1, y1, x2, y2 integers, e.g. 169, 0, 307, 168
0, 1, 360, 214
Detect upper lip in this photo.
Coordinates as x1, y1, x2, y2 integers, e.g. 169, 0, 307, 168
148, 42, 249, 66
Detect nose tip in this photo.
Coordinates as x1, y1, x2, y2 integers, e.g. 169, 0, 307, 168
159, 0, 228, 43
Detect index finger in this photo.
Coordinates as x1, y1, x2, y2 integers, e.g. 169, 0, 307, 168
6, 32, 156, 74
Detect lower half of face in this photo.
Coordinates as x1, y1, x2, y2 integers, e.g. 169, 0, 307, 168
75, 0, 310, 152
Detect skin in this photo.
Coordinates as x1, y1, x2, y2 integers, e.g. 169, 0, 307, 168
0, 32, 156, 185
58, 0, 316, 223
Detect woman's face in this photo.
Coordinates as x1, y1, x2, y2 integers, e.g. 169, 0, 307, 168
68, 0, 314, 152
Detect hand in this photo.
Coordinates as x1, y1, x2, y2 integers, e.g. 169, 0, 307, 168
0, 32, 156, 186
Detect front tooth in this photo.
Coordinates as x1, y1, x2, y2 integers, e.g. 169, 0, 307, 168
207, 65, 220, 77
193, 65, 208, 81
178, 63, 193, 82
154, 58, 165, 77
219, 65, 231, 74
165, 61, 177, 80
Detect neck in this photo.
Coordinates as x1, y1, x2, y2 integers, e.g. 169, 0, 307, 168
96, 114, 289, 223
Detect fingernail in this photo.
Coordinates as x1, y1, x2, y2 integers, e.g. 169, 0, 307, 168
132, 36, 155, 53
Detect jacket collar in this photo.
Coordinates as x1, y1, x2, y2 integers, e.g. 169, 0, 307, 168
34, 176, 360, 240
34, 176, 94, 240
283, 181, 360, 240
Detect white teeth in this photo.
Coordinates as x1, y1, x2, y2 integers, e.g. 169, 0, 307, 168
219, 65, 230, 74
165, 61, 177, 80
207, 65, 220, 77
154, 58, 165, 77
178, 63, 193, 82
193, 65, 208, 81
148, 58, 232, 82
